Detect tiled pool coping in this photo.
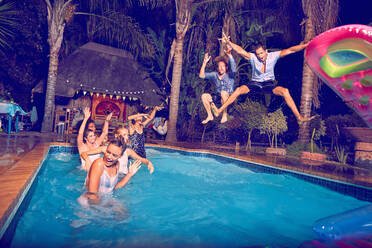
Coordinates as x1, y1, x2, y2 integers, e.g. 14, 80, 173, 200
1, 143, 371, 239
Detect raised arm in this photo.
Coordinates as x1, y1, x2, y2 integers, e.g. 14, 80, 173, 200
199, 53, 211, 79
225, 45, 237, 73
96, 112, 112, 145
221, 32, 251, 61
279, 42, 309, 58
128, 113, 149, 121
115, 160, 141, 189
77, 107, 91, 148
143, 106, 162, 127
127, 148, 154, 174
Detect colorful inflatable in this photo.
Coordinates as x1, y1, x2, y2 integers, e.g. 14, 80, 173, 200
305, 24, 372, 128
313, 204, 372, 241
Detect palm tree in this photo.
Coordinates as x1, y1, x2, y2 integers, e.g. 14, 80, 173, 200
41, 0, 158, 132
0, 1, 17, 49
41, 0, 75, 132
298, 0, 338, 142
166, 0, 192, 142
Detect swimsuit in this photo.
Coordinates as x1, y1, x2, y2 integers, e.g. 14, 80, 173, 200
129, 130, 146, 158
98, 164, 119, 194
118, 150, 129, 174
80, 153, 102, 170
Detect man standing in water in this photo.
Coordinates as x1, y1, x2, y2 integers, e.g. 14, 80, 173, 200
199, 44, 236, 124
212, 34, 314, 123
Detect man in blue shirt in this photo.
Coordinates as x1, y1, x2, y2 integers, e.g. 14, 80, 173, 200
212, 35, 314, 123
199, 45, 236, 124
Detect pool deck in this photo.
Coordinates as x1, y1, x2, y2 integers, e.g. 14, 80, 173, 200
0, 131, 371, 237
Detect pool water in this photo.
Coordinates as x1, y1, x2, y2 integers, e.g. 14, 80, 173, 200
5, 148, 369, 247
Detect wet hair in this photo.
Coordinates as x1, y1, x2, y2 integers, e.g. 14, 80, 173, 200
83, 129, 95, 144
108, 138, 126, 156
252, 43, 266, 52
214, 55, 229, 67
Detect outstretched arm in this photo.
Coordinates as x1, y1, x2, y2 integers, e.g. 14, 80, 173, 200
279, 42, 309, 58
77, 107, 91, 148
81, 146, 106, 172
143, 106, 162, 127
127, 148, 154, 174
221, 32, 251, 61
199, 53, 211, 79
97, 112, 112, 145
115, 159, 141, 189
128, 113, 149, 121
225, 44, 237, 73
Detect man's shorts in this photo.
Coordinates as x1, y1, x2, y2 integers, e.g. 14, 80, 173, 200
246, 80, 278, 94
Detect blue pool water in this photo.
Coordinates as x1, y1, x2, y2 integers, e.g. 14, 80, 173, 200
4, 147, 370, 247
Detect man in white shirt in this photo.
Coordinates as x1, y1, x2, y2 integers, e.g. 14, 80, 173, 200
212, 35, 314, 123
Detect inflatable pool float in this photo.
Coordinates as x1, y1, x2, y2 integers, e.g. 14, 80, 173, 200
305, 24, 372, 128
313, 204, 372, 240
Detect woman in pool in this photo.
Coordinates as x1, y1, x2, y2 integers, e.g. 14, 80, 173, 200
77, 107, 112, 171
81, 125, 154, 174
83, 139, 141, 204
127, 106, 163, 158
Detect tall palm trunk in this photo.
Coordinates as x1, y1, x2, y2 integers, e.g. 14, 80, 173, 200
298, 18, 316, 142
299, 0, 339, 142
166, 38, 185, 142
165, 0, 191, 143
41, 0, 73, 132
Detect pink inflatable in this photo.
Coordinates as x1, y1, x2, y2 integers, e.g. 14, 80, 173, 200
305, 24, 372, 128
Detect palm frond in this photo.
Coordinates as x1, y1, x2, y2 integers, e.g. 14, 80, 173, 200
0, 1, 18, 48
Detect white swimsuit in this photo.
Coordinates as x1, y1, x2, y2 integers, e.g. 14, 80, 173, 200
118, 150, 129, 174
81, 153, 102, 170
99, 165, 119, 194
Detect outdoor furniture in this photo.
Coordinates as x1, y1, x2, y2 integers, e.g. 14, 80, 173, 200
54, 110, 70, 135
0, 101, 27, 134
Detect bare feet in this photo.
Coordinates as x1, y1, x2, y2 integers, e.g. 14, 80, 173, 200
202, 115, 214, 124
297, 115, 315, 124
210, 103, 220, 117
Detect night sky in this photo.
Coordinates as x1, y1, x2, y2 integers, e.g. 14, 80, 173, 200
0, 0, 371, 133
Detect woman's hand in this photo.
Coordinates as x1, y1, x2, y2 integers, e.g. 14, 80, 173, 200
106, 112, 113, 121
128, 159, 142, 176
83, 107, 91, 119
147, 161, 154, 174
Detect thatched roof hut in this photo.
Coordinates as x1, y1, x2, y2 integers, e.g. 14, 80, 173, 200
36, 42, 162, 106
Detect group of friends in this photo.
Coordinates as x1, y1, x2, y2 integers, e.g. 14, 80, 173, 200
77, 106, 165, 204
77, 34, 315, 203
200, 33, 315, 124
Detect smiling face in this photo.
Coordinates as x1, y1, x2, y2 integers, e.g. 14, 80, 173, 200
84, 131, 97, 144
217, 61, 227, 76
103, 144, 123, 167
255, 47, 268, 63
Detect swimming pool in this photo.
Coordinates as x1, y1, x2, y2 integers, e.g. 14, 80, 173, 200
1, 146, 371, 247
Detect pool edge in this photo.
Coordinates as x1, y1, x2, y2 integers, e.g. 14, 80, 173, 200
0, 142, 70, 239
